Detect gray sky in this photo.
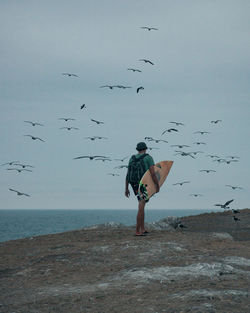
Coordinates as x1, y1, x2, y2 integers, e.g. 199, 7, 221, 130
1, 0, 250, 210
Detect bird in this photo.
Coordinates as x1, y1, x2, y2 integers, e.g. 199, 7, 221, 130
173, 181, 190, 186
91, 119, 104, 125
174, 151, 195, 158
206, 154, 220, 159
226, 156, 240, 160
9, 188, 30, 197
171, 144, 190, 149
12, 163, 34, 169
170, 121, 185, 126
73, 155, 108, 160
176, 221, 188, 230
213, 158, 227, 163
94, 158, 112, 162
139, 59, 154, 65
140, 26, 158, 31
147, 147, 160, 151
100, 85, 115, 89
144, 136, 154, 141
114, 156, 129, 162
114, 165, 128, 169
24, 135, 45, 142
194, 131, 210, 135
190, 194, 203, 197
214, 199, 234, 209
161, 128, 178, 135
233, 216, 240, 222
127, 68, 142, 72
1, 161, 20, 166
58, 118, 75, 121
211, 120, 222, 124
137, 86, 144, 93
62, 73, 78, 77
193, 142, 206, 145
221, 159, 239, 164
150, 138, 168, 143
6, 168, 32, 173
199, 169, 216, 173
80, 104, 86, 109
60, 127, 79, 131
108, 173, 120, 176
84, 136, 108, 141
115, 85, 132, 89
24, 121, 44, 127
190, 151, 204, 155
225, 185, 243, 190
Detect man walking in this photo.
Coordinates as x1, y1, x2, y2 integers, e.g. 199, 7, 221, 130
125, 142, 160, 236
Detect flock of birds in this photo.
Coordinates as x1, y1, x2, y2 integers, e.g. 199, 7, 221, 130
3, 25, 245, 221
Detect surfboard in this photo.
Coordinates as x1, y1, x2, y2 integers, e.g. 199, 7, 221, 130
138, 161, 173, 201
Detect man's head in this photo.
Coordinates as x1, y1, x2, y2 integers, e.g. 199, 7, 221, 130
136, 142, 147, 152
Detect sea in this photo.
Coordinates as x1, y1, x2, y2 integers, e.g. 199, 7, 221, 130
0, 209, 214, 243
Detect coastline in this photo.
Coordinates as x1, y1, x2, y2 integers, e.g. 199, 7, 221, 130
0, 209, 250, 312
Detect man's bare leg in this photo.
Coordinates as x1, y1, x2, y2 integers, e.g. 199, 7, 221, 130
136, 199, 146, 234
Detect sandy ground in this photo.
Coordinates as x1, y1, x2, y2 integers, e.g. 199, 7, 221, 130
0, 209, 250, 313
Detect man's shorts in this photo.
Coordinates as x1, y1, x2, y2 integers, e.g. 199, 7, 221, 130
131, 183, 149, 202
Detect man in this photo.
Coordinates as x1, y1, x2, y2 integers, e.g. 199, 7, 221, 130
125, 142, 160, 236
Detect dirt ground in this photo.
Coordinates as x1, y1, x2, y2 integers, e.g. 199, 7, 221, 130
0, 209, 250, 313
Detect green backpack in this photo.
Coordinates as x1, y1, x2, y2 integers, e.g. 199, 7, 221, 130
127, 154, 148, 185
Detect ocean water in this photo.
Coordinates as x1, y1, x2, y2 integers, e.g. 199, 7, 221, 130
0, 209, 212, 242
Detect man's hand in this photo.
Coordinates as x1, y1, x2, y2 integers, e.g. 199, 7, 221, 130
125, 189, 130, 198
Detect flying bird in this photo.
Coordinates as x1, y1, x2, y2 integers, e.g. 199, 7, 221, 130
6, 168, 32, 173
62, 73, 78, 77
194, 131, 210, 135
173, 181, 190, 186
139, 59, 154, 65
193, 142, 206, 145
12, 163, 34, 169
24, 135, 45, 142
140, 27, 158, 31
206, 154, 220, 159
137, 86, 144, 93
73, 155, 108, 160
60, 127, 79, 131
170, 121, 185, 126
174, 151, 195, 158
162, 128, 178, 135
127, 68, 142, 72
108, 173, 120, 176
24, 121, 44, 127
147, 147, 160, 151
100, 85, 115, 89
225, 185, 243, 190
171, 144, 190, 149
190, 151, 204, 155
91, 119, 104, 124
226, 156, 240, 159
80, 104, 86, 109
115, 85, 132, 89
58, 118, 75, 121
214, 199, 234, 209
233, 216, 240, 222
94, 158, 112, 162
9, 188, 30, 197
114, 165, 128, 169
211, 120, 222, 124
84, 136, 108, 141
1, 161, 20, 166
232, 209, 240, 214
199, 169, 216, 173
114, 156, 129, 162
190, 194, 203, 197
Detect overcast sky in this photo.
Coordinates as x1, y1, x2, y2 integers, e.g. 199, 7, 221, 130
1, 0, 250, 210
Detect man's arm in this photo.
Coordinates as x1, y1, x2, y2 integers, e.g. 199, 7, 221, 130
149, 165, 160, 193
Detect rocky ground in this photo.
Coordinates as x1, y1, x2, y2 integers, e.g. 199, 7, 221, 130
0, 209, 250, 313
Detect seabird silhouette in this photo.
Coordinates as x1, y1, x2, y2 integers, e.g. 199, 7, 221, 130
108, 173, 120, 176
1, 161, 20, 166
6, 168, 32, 173
62, 73, 78, 77
127, 68, 142, 72
73, 155, 108, 160
139, 59, 154, 65
60, 127, 79, 131
137, 86, 144, 93
173, 181, 190, 186
161, 128, 178, 135
174, 151, 195, 158
211, 120, 222, 124
193, 142, 206, 145
214, 199, 234, 209
226, 185, 243, 190
140, 27, 158, 31
100, 85, 115, 89
12, 163, 34, 169
24, 121, 44, 127
84, 136, 108, 141
232, 209, 240, 214
194, 131, 210, 135
114, 165, 128, 169
115, 85, 132, 89
170, 121, 185, 126
199, 169, 216, 173
190, 151, 204, 155
9, 188, 30, 197
58, 118, 75, 121
171, 144, 190, 149
114, 156, 129, 162
80, 104, 86, 109
24, 135, 45, 142
190, 194, 203, 197
206, 154, 220, 159
91, 119, 104, 125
